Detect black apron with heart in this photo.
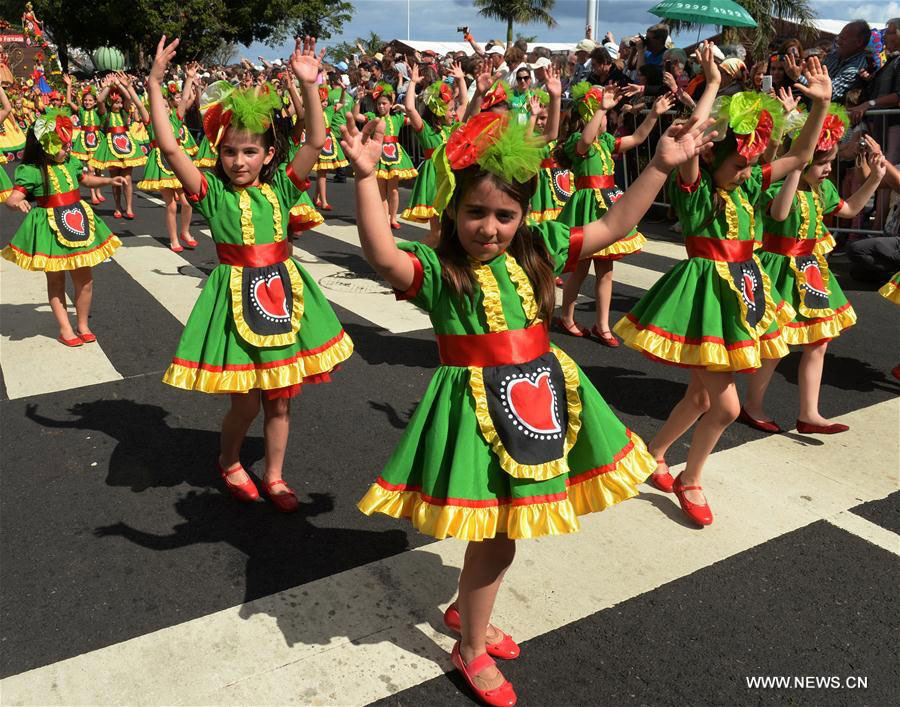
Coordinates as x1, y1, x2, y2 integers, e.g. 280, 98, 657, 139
792, 255, 830, 310
241, 263, 294, 338
482, 352, 569, 467
83, 130, 99, 150
110, 132, 134, 156
599, 186, 625, 210
50, 202, 94, 247
727, 258, 768, 329
548, 167, 573, 206
320, 134, 337, 159
380, 141, 402, 166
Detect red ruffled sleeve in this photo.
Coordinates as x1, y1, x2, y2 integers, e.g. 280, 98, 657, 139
563, 227, 584, 273
394, 250, 425, 301
185, 173, 208, 204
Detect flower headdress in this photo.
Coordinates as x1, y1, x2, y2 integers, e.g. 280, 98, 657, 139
422, 80, 454, 117
81, 84, 97, 97
709, 91, 785, 160
432, 112, 544, 215
816, 103, 849, 152
481, 80, 511, 111
372, 81, 395, 100
569, 81, 605, 122
162, 80, 181, 99
200, 81, 283, 148
33, 106, 74, 154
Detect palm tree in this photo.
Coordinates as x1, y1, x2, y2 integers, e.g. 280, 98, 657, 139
663, 0, 817, 60
474, 0, 557, 47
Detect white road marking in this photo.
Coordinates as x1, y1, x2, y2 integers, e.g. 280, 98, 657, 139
0, 258, 123, 399
3, 399, 895, 705
826, 510, 900, 556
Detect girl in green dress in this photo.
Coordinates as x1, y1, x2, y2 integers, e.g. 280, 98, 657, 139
150, 36, 353, 513
400, 65, 468, 245
310, 84, 350, 210
2, 111, 126, 345
133, 75, 197, 252
342, 108, 713, 704
526, 87, 570, 223
614, 45, 835, 527
0, 85, 13, 202
352, 81, 418, 229
63, 77, 105, 205
555, 82, 673, 346
741, 111, 885, 435
89, 73, 147, 219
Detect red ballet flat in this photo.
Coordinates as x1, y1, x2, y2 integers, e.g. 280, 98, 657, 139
647, 459, 674, 493
738, 407, 781, 433
179, 233, 198, 248
450, 642, 517, 707
124, 212, 136, 220
57, 335, 84, 347
673, 473, 713, 526
75, 330, 97, 343
390, 222, 401, 230
218, 460, 260, 503
90, 196, 101, 205
320, 204, 333, 211
796, 419, 849, 435
443, 604, 520, 660
97, 194, 107, 202
113, 210, 123, 219
169, 243, 184, 253
591, 326, 620, 347
552, 316, 589, 337
263, 479, 300, 513
892, 364, 900, 381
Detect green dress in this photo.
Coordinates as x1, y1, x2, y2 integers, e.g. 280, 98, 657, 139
0, 155, 12, 201
529, 140, 572, 223
757, 179, 856, 345
193, 135, 218, 168
136, 112, 183, 191
880, 272, 900, 304
312, 107, 349, 171
614, 165, 794, 371
401, 122, 455, 222
178, 120, 199, 157
556, 132, 645, 259
358, 222, 655, 540
1, 157, 121, 271
163, 167, 353, 395
282, 136, 325, 235
71, 107, 103, 160
365, 112, 418, 180
89, 110, 146, 169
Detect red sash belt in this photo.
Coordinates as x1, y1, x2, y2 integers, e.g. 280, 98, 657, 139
108, 125, 128, 134
761, 233, 817, 257
149, 140, 159, 149
685, 237, 754, 262
423, 148, 435, 158
436, 324, 550, 367
575, 175, 614, 189
216, 241, 291, 267
541, 158, 557, 168
82, 125, 99, 132
383, 136, 399, 144
37, 190, 80, 208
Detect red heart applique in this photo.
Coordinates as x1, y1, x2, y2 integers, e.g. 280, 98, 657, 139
113, 134, 130, 152
382, 143, 398, 160
86, 132, 97, 148
507, 372, 561, 434
555, 172, 571, 195
253, 274, 288, 318
742, 273, 756, 305
801, 263, 825, 293
322, 135, 334, 155
62, 208, 86, 235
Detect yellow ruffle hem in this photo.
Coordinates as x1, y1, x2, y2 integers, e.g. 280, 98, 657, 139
162, 329, 353, 394
137, 176, 183, 191
357, 430, 655, 541
375, 167, 419, 181
288, 204, 324, 233
592, 231, 646, 260
401, 204, 437, 222
781, 304, 857, 346
194, 157, 218, 168
1, 235, 121, 272
0, 188, 12, 202
528, 208, 562, 223
89, 155, 147, 170
879, 278, 900, 305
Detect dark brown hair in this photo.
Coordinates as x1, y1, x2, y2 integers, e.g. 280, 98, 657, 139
552, 111, 588, 169
213, 123, 284, 185
435, 168, 556, 324
21, 127, 53, 195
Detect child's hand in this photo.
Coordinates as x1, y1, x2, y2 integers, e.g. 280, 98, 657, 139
600, 86, 621, 111
794, 56, 832, 104
109, 175, 128, 187
652, 93, 675, 116
410, 63, 422, 85
62, 73, 71, 86
340, 117, 384, 179
776, 86, 799, 114
652, 116, 716, 170
13, 199, 30, 214
475, 69, 494, 94
290, 36, 326, 85
867, 149, 887, 180
150, 36, 179, 86
450, 61, 466, 83
544, 64, 562, 98
694, 41, 720, 85
527, 93, 541, 115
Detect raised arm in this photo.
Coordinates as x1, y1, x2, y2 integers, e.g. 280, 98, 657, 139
678, 42, 721, 186
341, 118, 414, 289
618, 93, 674, 152
284, 75, 305, 141
544, 64, 562, 141
464, 28, 486, 58
835, 150, 886, 218
62, 74, 79, 113
96, 78, 111, 116
581, 117, 714, 255
448, 61, 469, 120
576, 89, 617, 155
767, 169, 800, 221
178, 63, 198, 118
122, 75, 149, 124
404, 63, 424, 132
147, 36, 202, 194
287, 36, 327, 180
768, 58, 832, 182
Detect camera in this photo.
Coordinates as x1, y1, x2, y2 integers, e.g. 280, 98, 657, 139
629, 34, 646, 47
457, 26, 469, 34
761, 75, 773, 93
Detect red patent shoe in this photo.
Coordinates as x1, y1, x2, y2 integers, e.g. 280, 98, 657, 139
450, 642, 517, 707
90, 196, 101, 205
263, 479, 300, 513
444, 604, 520, 660
75, 330, 97, 343
58, 335, 84, 347
672, 473, 713, 526
180, 233, 198, 248
113, 210, 123, 219
738, 407, 781, 433
321, 204, 333, 211
97, 194, 107, 203
169, 243, 184, 253
892, 364, 900, 381
591, 326, 620, 347
124, 211, 136, 220
553, 316, 589, 337
647, 458, 674, 493
218, 460, 260, 503
390, 222, 401, 230
796, 419, 849, 435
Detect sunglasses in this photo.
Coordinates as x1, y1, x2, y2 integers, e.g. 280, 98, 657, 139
516, 75, 530, 81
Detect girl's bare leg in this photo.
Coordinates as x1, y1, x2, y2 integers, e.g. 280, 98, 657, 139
46, 271, 75, 339
260, 395, 290, 487
160, 187, 178, 247
742, 358, 780, 422
178, 190, 193, 239
560, 258, 591, 326
798, 341, 832, 425
70, 267, 94, 337
219, 390, 261, 483
592, 259, 614, 333
388, 177, 400, 226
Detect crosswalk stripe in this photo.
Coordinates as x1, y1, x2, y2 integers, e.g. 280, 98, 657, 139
826, 510, 900, 556
0, 258, 123, 399
2, 398, 894, 705
639, 238, 685, 260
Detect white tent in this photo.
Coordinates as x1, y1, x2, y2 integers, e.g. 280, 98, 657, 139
389, 39, 577, 56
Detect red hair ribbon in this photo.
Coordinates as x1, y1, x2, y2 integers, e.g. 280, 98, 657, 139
203, 103, 233, 148
817, 114, 846, 152
445, 112, 503, 169
481, 82, 508, 111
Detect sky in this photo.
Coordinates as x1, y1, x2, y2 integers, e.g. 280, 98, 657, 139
246, 0, 900, 61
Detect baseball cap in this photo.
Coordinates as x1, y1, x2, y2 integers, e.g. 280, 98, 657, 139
374, 52, 384, 62
486, 46, 505, 55
336, 60, 349, 71
530, 57, 551, 71
575, 38, 596, 52
720, 58, 746, 76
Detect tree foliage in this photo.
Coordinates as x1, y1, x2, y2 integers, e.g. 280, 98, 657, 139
474, 0, 557, 46
328, 32, 385, 64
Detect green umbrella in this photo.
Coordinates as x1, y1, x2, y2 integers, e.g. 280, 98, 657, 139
649, 0, 758, 29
